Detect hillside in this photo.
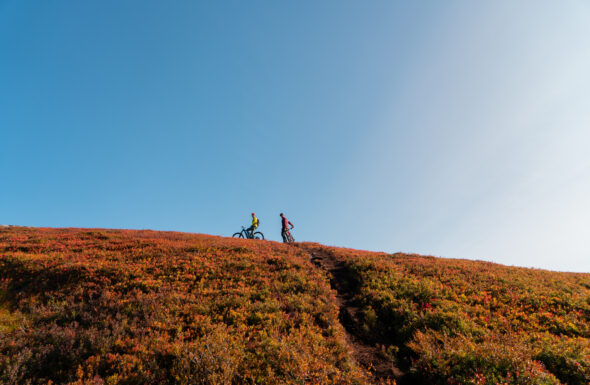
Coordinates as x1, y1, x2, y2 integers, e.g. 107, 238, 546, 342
0, 227, 589, 385
302, 244, 590, 384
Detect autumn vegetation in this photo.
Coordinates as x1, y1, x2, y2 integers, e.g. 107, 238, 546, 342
304, 245, 590, 384
0, 227, 367, 384
0, 227, 589, 384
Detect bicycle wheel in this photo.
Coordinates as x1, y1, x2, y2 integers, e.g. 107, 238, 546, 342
288, 233, 295, 243
253, 232, 265, 240
232, 232, 244, 238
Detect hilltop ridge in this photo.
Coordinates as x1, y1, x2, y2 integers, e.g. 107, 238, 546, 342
0, 227, 588, 384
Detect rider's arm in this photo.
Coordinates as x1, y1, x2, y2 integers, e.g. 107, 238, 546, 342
289, 221, 294, 229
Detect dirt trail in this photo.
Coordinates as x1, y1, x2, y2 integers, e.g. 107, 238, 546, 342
299, 245, 404, 384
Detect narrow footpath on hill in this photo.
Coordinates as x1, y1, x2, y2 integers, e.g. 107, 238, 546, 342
296, 244, 405, 385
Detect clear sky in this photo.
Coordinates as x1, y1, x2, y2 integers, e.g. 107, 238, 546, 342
2, 1, 589, 272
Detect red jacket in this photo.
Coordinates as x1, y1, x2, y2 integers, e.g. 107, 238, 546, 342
281, 217, 293, 230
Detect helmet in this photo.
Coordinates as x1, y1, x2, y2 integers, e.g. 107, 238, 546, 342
252, 213, 255, 216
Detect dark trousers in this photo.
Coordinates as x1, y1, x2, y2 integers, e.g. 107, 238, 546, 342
247, 226, 256, 238
281, 228, 290, 243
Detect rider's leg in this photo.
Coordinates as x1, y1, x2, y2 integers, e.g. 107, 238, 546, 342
281, 229, 287, 243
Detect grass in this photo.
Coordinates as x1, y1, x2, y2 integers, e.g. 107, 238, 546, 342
1, 227, 589, 384
0, 227, 368, 385
0, 290, 22, 333
304, 244, 590, 384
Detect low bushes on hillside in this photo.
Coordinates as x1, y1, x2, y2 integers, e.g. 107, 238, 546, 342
3, 227, 589, 384
309, 245, 590, 385
0, 228, 368, 385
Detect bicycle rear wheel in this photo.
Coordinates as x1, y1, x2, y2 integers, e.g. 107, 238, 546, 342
232, 232, 244, 238
253, 232, 264, 240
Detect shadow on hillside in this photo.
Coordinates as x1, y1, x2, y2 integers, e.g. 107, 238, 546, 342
0, 257, 124, 302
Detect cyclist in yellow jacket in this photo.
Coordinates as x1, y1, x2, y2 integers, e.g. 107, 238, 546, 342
247, 213, 259, 239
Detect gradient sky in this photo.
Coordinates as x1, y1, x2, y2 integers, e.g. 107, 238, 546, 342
2, 1, 589, 272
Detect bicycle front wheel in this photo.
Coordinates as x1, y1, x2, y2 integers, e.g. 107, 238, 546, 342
253, 232, 265, 240
233, 232, 244, 238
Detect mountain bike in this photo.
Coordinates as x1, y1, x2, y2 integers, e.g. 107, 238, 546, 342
282, 228, 294, 243
233, 226, 264, 240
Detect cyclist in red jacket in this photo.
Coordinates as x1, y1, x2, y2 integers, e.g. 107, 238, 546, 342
280, 213, 294, 243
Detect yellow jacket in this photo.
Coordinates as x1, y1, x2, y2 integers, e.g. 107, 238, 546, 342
252, 216, 259, 228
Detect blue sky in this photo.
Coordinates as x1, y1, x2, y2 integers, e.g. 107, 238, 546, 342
2, 1, 589, 272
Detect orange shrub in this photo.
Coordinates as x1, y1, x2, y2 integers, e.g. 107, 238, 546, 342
0, 227, 368, 385
308, 244, 590, 385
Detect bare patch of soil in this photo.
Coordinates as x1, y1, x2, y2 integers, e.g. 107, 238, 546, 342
302, 246, 405, 384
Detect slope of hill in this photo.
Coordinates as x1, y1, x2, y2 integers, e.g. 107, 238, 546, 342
0, 228, 368, 384
0, 227, 589, 385
302, 244, 590, 384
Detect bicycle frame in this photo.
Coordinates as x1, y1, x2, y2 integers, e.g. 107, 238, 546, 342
240, 226, 254, 239
233, 226, 264, 240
